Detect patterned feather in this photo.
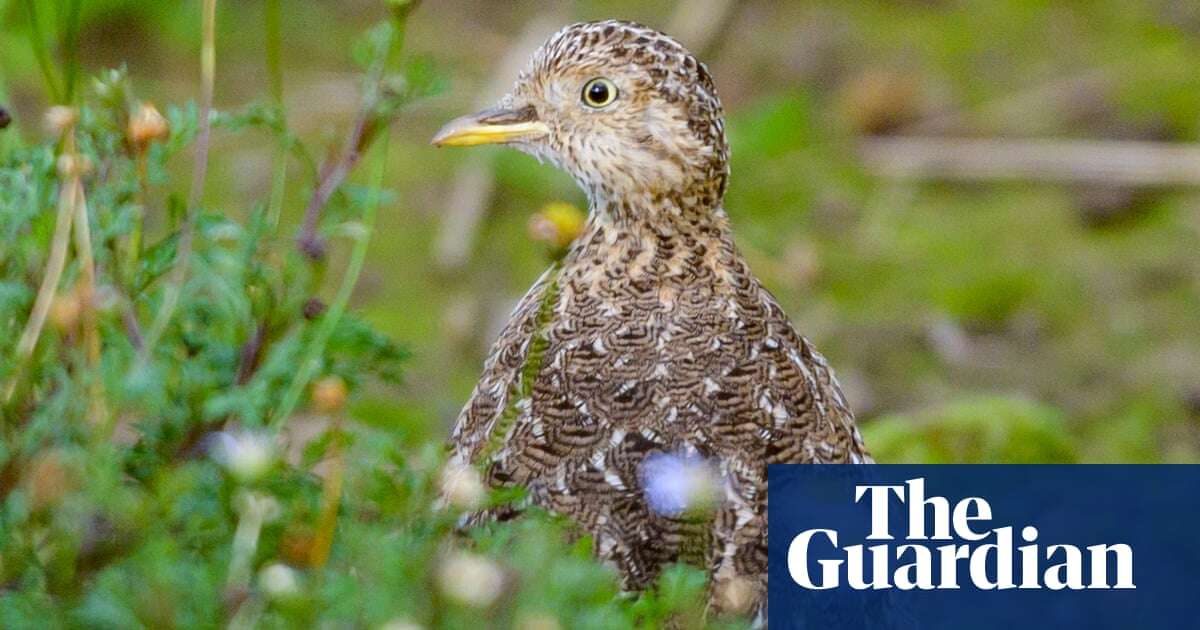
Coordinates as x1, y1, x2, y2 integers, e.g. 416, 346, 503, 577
438, 20, 872, 620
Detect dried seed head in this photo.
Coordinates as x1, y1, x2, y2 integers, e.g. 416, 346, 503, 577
128, 102, 170, 146
258, 563, 302, 601
311, 376, 349, 413
56, 154, 93, 179
49, 290, 82, 333
27, 449, 74, 512
302, 298, 327, 320
44, 106, 78, 136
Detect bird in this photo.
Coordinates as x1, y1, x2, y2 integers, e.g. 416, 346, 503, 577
432, 19, 871, 621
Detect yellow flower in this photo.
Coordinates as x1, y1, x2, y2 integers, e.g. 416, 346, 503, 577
528, 201, 586, 250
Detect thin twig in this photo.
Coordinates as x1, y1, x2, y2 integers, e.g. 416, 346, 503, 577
235, 324, 266, 386
139, 0, 217, 359
900, 64, 1127, 138
71, 174, 108, 425
122, 307, 144, 350
271, 6, 414, 431
270, 134, 390, 433
3, 152, 77, 404
860, 137, 1200, 186
296, 111, 374, 260
308, 417, 345, 569
264, 0, 288, 230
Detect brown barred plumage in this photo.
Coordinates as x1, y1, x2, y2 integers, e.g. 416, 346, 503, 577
435, 19, 871, 620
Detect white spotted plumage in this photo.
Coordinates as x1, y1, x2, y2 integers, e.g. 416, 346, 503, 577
444, 19, 871, 620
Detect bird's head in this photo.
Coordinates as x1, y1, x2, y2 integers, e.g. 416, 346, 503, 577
433, 20, 729, 214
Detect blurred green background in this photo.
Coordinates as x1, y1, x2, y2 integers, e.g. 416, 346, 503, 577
2, 0, 1198, 464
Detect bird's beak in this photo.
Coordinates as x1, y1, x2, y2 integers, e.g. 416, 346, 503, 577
431, 105, 549, 147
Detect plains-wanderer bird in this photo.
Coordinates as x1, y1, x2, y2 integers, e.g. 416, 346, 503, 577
433, 19, 871, 620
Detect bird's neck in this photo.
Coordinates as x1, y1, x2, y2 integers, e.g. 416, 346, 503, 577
560, 191, 743, 287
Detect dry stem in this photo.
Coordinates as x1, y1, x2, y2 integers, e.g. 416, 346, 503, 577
3, 153, 78, 404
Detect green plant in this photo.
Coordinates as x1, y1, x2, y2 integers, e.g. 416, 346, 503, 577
0, 3, 747, 628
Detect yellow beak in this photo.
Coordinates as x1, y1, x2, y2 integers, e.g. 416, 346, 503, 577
431, 106, 549, 147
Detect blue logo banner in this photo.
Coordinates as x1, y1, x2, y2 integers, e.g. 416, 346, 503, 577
767, 465, 1200, 629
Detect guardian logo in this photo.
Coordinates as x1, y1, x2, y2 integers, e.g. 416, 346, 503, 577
767, 465, 1198, 629
786, 478, 1135, 591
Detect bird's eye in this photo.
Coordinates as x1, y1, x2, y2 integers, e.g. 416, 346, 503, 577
581, 78, 618, 108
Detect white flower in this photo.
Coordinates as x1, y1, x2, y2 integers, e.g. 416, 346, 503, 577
439, 460, 486, 511
640, 450, 721, 518
258, 563, 301, 601
436, 551, 504, 608
211, 431, 276, 483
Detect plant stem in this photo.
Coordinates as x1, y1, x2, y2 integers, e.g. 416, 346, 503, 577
264, 0, 287, 230
268, 8, 410, 431
309, 418, 345, 569
60, 0, 83, 102
71, 174, 107, 426
139, 0, 217, 360
268, 134, 389, 433
22, 0, 63, 103
125, 155, 148, 284
264, 0, 283, 106
3, 151, 77, 405
295, 14, 408, 259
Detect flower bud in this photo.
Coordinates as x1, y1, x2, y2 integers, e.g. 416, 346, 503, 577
302, 298, 327, 320
258, 563, 302, 602
56, 154, 93, 179
49, 290, 82, 333
27, 449, 74, 512
44, 106, 78, 136
128, 101, 169, 146
311, 376, 348, 413
211, 431, 277, 483
436, 552, 504, 608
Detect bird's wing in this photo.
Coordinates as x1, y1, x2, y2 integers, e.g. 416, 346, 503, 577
449, 264, 559, 465
750, 282, 871, 465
